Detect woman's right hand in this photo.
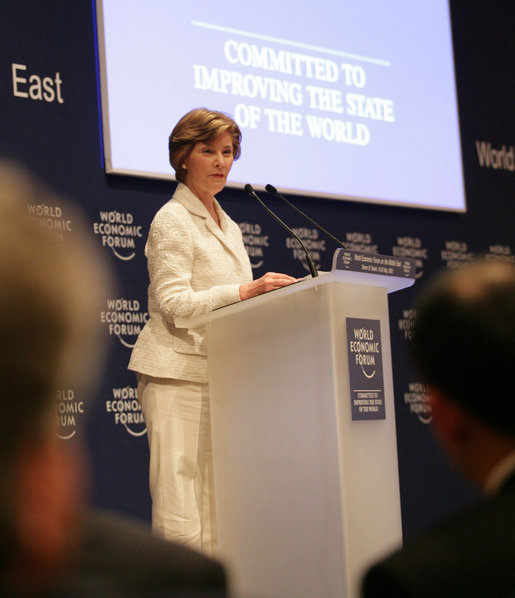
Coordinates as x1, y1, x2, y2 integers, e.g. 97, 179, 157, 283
239, 272, 298, 301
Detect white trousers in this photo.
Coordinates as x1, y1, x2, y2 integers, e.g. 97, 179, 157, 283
137, 374, 217, 555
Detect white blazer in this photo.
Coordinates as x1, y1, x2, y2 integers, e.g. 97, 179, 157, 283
128, 183, 253, 383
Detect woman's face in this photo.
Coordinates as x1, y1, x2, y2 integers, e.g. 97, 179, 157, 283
183, 131, 235, 200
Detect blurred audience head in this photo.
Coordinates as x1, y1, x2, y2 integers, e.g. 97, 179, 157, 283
0, 161, 109, 591
412, 259, 515, 485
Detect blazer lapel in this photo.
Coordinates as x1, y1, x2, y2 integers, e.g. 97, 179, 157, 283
173, 183, 241, 256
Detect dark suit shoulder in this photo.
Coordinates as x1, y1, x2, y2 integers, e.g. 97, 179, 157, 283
362, 486, 515, 598
66, 509, 227, 597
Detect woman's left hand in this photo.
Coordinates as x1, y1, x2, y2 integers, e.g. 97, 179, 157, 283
239, 272, 298, 301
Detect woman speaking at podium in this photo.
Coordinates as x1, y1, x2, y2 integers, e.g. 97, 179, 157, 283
129, 108, 296, 555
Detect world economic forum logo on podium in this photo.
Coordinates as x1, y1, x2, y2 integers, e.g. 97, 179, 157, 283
346, 317, 385, 420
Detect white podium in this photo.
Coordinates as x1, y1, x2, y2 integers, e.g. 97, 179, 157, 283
176, 251, 415, 598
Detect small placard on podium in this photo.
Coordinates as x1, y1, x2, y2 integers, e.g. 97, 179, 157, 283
333, 248, 416, 279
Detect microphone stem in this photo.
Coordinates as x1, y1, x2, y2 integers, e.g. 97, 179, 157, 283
267, 186, 344, 249
245, 186, 318, 278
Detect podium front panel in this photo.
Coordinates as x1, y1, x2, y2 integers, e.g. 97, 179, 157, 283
206, 280, 402, 598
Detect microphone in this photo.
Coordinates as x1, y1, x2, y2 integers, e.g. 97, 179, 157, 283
244, 184, 318, 278
265, 184, 345, 249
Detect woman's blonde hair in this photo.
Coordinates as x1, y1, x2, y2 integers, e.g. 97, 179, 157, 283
169, 108, 242, 182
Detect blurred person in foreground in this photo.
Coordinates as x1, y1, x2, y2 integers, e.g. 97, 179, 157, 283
128, 108, 297, 555
361, 259, 515, 598
0, 162, 228, 597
